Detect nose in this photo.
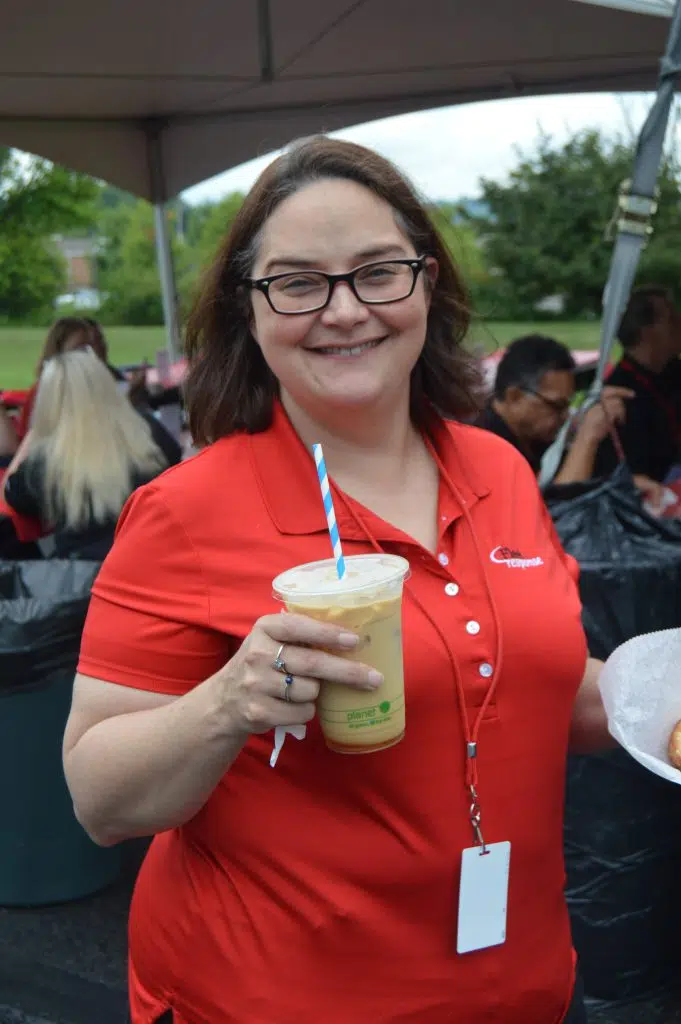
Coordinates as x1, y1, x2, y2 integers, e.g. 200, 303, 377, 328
320, 281, 369, 326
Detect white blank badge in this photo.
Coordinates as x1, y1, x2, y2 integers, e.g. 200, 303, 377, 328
456, 841, 511, 955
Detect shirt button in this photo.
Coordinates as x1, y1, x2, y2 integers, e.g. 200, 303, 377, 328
466, 620, 481, 635
437, 552, 449, 566
479, 662, 494, 678
444, 582, 460, 597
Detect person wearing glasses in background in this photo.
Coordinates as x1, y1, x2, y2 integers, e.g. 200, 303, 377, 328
478, 334, 633, 486
63, 137, 614, 1024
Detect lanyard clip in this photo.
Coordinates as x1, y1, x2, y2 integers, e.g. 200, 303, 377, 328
469, 784, 487, 854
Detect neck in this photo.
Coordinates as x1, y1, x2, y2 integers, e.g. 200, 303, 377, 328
281, 389, 421, 481
627, 344, 668, 375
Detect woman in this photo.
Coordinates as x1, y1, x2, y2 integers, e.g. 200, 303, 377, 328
4, 349, 167, 559
14, 316, 94, 442
64, 137, 608, 1023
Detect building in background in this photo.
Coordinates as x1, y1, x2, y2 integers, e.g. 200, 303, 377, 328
53, 235, 102, 310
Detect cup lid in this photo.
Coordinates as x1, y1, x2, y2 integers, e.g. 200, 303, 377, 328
273, 553, 410, 600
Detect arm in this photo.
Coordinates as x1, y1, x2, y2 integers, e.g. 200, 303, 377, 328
63, 673, 249, 846
568, 656, 616, 754
64, 613, 375, 847
2, 428, 35, 502
554, 387, 633, 486
553, 429, 601, 486
2, 450, 43, 518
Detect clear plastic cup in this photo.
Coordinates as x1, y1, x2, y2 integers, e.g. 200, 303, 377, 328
273, 554, 410, 754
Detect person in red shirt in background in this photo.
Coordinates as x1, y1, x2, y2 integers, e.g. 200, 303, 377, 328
64, 137, 613, 1024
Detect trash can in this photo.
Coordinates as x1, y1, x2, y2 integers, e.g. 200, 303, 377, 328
0, 559, 122, 906
547, 465, 681, 1005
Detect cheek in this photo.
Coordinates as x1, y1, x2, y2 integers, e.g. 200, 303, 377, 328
251, 307, 309, 356
387, 293, 429, 341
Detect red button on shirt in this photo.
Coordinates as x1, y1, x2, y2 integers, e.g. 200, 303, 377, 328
78, 402, 587, 1024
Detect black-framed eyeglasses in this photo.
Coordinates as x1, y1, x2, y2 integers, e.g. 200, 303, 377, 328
242, 256, 428, 315
523, 388, 572, 416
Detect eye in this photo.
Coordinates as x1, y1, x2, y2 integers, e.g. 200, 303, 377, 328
275, 273, 327, 294
358, 262, 401, 282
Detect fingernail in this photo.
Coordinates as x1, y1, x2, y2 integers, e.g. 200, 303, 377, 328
338, 632, 359, 648
368, 670, 384, 686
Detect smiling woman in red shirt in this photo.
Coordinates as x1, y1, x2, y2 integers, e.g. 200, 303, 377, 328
64, 137, 610, 1024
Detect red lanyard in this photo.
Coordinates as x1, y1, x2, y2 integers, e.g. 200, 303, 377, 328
620, 358, 681, 445
332, 437, 503, 850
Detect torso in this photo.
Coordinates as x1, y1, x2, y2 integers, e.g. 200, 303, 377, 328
79, 407, 587, 1024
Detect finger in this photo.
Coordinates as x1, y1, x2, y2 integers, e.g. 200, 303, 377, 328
280, 646, 383, 690
269, 672, 320, 705
258, 612, 361, 650
240, 697, 317, 734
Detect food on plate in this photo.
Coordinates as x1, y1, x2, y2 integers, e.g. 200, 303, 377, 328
668, 720, 681, 769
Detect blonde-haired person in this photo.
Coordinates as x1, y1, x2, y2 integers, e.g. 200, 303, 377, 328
3, 349, 167, 560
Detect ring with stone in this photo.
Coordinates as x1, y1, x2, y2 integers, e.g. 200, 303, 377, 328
272, 642, 288, 674
283, 674, 294, 701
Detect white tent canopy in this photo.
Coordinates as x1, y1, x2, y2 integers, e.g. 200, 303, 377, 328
0, 0, 675, 202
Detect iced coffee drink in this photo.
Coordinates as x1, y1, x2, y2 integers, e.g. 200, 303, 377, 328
273, 554, 409, 754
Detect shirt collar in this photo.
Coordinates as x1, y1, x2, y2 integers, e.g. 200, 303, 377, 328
247, 401, 490, 539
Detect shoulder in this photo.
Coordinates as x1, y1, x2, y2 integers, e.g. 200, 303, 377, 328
605, 361, 635, 388
116, 433, 257, 545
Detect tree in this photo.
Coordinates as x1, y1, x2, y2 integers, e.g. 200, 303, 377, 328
186, 192, 245, 278
463, 129, 681, 319
0, 148, 98, 321
430, 202, 489, 294
98, 198, 195, 325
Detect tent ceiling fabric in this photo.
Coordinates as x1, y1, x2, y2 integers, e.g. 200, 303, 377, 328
0, 0, 671, 199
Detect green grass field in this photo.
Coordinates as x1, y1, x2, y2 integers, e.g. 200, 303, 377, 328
0, 321, 604, 390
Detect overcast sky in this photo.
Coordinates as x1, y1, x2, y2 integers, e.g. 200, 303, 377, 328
181, 92, 677, 207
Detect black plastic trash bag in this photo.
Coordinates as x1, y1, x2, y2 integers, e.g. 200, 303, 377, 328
0, 559, 100, 694
546, 465, 681, 1006
546, 463, 681, 660
0, 559, 122, 905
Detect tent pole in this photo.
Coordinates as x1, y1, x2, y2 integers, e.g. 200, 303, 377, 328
146, 123, 180, 362
539, 0, 681, 487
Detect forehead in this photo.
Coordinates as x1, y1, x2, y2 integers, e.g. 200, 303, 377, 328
254, 178, 410, 268
536, 369, 575, 398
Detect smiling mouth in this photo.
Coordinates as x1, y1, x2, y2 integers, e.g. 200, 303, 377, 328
306, 338, 385, 358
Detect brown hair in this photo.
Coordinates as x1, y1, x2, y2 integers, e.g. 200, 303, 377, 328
37, 316, 92, 377
184, 136, 482, 444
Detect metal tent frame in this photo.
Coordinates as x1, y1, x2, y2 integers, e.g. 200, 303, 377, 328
540, 0, 681, 485
0, 0, 677, 358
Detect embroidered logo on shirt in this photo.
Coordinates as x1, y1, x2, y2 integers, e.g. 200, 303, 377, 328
489, 545, 544, 569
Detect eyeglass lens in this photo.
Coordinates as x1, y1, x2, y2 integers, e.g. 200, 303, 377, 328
268, 261, 415, 313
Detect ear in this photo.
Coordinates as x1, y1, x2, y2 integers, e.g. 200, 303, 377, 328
424, 256, 439, 290
503, 385, 526, 405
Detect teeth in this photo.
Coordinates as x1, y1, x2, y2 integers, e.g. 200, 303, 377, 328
315, 339, 381, 357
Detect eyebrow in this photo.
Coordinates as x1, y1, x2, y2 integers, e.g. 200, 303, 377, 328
261, 244, 409, 275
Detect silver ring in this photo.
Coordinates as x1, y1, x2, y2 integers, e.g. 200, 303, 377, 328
272, 642, 287, 674
283, 674, 294, 701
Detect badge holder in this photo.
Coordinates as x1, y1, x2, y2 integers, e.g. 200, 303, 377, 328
456, 746, 511, 955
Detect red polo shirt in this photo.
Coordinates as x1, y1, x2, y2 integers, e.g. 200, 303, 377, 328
78, 402, 586, 1024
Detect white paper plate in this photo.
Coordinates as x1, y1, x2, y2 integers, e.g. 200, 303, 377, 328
598, 628, 681, 784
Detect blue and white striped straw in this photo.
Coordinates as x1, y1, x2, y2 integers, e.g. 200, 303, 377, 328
312, 443, 346, 580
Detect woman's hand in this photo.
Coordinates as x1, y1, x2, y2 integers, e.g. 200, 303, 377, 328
216, 612, 381, 738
